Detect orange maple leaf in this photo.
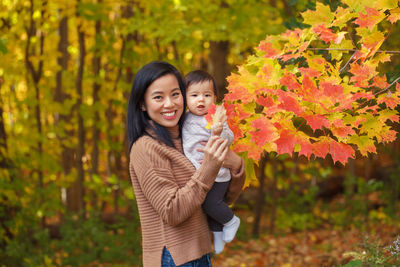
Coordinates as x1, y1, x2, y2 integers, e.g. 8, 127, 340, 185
277, 91, 304, 115
233, 139, 264, 161
377, 94, 400, 109
296, 135, 313, 159
349, 63, 377, 87
275, 130, 297, 155
204, 103, 217, 126
371, 75, 389, 89
280, 73, 301, 91
313, 138, 330, 159
313, 24, 338, 43
250, 117, 278, 147
299, 67, 321, 78
331, 119, 355, 138
302, 114, 330, 131
258, 40, 281, 59
354, 7, 384, 30
329, 140, 355, 164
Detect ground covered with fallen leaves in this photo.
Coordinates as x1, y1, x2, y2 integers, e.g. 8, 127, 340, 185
211, 212, 400, 267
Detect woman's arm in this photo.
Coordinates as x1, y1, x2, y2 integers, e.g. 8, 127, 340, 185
131, 136, 228, 226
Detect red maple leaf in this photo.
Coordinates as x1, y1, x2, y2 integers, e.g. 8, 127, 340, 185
313, 139, 330, 159
225, 85, 255, 104
296, 135, 313, 159
302, 114, 330, 131
371, 75, 389, 89
299, 67, 321, 78
280, 73, 301, 91
329, 140, 355, 164
235, 105, 252, 120
349, 63, 377, 87
204, 104, 217, 125
378, 95, 400, 109
256, 95, 275, 108
233, 141, 264, 161
258, 40, 280, 59
250, 117, 278, 146
313, 24, 338, 43
282, 28, 303, 38
277, 91, 304, 115
354, 7, 383, 30
381, 129, 398, 143
331, 119, 355, 138
301, 75, 320, 98
229, 120, 244, 142
320, 81, 343, 98
275, 130, 297, 155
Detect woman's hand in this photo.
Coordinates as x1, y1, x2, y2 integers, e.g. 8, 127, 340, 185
197, 136, 228, 169
197, 138, 241, 173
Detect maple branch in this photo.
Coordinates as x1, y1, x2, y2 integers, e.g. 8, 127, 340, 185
373, 76, 400, 97
339, 52, 356, 73
355, 76, 400, 111
306, 48, 400, 54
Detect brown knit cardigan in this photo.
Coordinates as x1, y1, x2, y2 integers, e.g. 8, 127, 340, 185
129, 126, 245, 266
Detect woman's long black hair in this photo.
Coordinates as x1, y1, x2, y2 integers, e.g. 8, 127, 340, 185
127, 61, 187, 151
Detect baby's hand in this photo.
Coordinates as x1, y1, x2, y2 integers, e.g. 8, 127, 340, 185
211, 122, 223, 136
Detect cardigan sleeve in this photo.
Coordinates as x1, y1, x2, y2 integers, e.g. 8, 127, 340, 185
130, 138, 219, 227
225, 157, 246, 205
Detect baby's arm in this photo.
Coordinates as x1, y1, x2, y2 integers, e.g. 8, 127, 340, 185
220, 122, 234, 145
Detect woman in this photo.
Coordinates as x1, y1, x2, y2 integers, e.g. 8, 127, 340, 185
127, 61, 245, 267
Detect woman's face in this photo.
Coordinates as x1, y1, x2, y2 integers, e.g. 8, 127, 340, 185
143, 74, 184, 129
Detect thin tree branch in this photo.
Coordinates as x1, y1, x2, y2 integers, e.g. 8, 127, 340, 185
307, 47, 400, 54
374, 76, 400, 97
340, 52, 356, 73
356, 76, 400, 111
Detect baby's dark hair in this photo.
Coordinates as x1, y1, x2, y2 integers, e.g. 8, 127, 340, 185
184, 70, 217, 96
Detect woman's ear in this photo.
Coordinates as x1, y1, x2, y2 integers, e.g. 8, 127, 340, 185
141, 104, 146, 111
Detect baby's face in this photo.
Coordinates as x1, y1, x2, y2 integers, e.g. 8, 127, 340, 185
186, 80, 216, 116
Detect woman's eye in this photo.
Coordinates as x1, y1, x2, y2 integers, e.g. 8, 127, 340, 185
153, 96, 162, 100
173, 92, 181, 97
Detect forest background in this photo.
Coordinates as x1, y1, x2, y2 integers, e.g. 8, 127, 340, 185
1, 0, 400, 266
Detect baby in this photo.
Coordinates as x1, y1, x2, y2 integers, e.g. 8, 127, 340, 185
182, 70, 240, 254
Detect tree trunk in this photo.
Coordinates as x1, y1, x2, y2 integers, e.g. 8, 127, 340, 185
252, 155, 268, 238
68, 1, 86, 216
208, 41, 230, 101
55, 14, 74, 210
269, 156, 277, 234
25, 0, 46, 227
90, 1, 102, 212
0, 82, 16, 250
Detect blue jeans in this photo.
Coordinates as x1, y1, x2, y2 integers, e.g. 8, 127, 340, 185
161, 247, 212, 267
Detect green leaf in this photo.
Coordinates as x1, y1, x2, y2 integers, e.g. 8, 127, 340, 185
342, 0, 376, 12
0, 38, 7, 54
301, 2, 334, 26
374, 0, 399, 10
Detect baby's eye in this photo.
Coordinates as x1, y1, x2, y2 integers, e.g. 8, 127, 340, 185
191, 94, 198, 97
205, 94, 212, 97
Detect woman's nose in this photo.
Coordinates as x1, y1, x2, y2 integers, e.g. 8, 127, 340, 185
164, 97, 174, 107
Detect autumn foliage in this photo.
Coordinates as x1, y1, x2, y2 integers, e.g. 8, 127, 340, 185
208, 0, 400, 167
